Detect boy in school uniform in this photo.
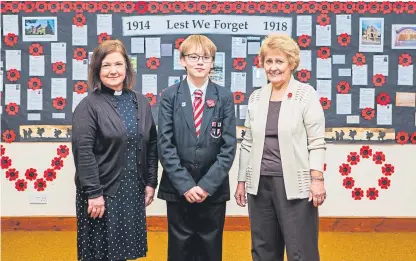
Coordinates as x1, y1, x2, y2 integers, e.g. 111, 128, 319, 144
157, 35, 237, 261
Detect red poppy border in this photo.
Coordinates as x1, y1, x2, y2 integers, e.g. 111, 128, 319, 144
2, 1, 414, 14
340, 145, 394, 201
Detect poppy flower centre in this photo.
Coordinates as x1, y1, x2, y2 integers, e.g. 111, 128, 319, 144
19, 182, 24, 187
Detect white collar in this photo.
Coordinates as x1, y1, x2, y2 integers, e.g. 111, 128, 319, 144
187, 77, 209, 97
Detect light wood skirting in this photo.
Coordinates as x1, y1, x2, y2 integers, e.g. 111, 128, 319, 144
2, 216, 416, 232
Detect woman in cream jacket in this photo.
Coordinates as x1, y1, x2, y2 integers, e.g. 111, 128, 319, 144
234, 34, 326, 261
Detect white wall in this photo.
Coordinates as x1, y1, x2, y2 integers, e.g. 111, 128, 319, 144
1, 142, 415, 217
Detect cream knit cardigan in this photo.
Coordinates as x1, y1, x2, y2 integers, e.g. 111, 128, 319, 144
238, 76, 326, 200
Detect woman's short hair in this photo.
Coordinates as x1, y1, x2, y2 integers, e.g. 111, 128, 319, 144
258, 34, 300, 71
88, 39, 135, 90
180, 35, 217, 60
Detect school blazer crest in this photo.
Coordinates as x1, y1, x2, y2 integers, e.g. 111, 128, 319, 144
238, 76, 326, 200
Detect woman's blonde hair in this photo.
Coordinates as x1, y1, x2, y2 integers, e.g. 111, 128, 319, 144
179, 35, 217, 60
88, 39, 135, 90
258, 34, 300, 71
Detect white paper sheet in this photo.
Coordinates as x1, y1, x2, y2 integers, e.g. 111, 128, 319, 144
27, 113, 41, 121
232, 37, 247, 58
316, 80, 332, 100
359, 88, 375, 109
51, 78, 67, 99
5, 50, 21, 71
298, 50, 312, 71
352, 65, 368, 85
27, 89, 43, 110
339, 68, 352, 77
72, 59, 88, 80
231, 72, 247, 93
373, 55, 389, 76
29, 56, 45, 76
247, 42, 260, 55
398, 65, 414, 86
377, 104, 392, 125
346, 115, 360, 124
297, 16, 312, 36
253, 67, 267, 87
173, 49, 185, 70
161, 44, 173, 56
2, 15, 19, 35
131, 37, 145, 53
5, 84, 21, 105
72, 25, 88, 46
142, 74, 158, 94
239, 105, 248, 120
336, 15, 352, 35
332, 55, 345, 64
336, 94, 351, 115
51, 43, 67, 64
168, 76, 181, 87
72, 92, 88, 112
316, 58, 332, 79
316, 25, 331, 46
145, 38, 161, 58
97, 14, 112, 35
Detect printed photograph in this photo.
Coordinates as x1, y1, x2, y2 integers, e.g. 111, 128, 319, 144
391, 24, 416, 49
19, 125, 71, 142
325, 127, 395, 143
22, 17, 58, 41
359, 18, 384, 52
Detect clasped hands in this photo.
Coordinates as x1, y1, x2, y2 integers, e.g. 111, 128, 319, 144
184, 186, 209, 203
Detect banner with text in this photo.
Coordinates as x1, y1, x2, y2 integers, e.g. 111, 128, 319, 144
122, 15, 292, 36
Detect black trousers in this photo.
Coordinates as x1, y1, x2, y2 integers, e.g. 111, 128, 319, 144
166, 200, 226, 261
248, 176, 320, 261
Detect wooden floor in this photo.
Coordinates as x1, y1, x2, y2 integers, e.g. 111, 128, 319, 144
2, 231, 416, 261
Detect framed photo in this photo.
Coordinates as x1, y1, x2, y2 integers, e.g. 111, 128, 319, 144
391, 24, 416, 49
22, 17, 58, 42
359, 18, 384, 53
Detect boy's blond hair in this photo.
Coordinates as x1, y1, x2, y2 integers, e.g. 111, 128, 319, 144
258, 34, 300, 71
179, 35, 217, 59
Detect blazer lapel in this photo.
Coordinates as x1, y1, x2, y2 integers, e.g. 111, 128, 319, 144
178, 80, 197, 140
199, 81, 217, 138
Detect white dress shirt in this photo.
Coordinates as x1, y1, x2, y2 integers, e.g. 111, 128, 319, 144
187, 77, 209, 104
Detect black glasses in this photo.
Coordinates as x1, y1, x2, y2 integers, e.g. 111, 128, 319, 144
184, 54, 213, 63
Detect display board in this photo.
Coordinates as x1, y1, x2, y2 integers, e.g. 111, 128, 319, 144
1, 1, 416, 144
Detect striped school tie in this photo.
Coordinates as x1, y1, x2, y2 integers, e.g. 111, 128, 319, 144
193, 89, 203, 137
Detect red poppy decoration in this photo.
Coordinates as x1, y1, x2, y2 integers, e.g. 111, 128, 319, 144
298, 35, 311, 48
4, 33, 18, 47
34, 178, 47, 192
185, 1, 197, 12
171, 2, 184, 13
85, 1, 98, 13
73, 14, 86, 27
367, 2, 379, 14
338, 33, 351, 47
148, 1, 159, 13
378, 177, 391, 190
297, 69, 310, 82
74, 48, 87, 61
222, 2, 233, 13
2, 130, 16, 143
336, 81, 351, 94
344, 1, 357, 12
246, 2, 258, 14
234, 2, 246, 14
99, 2, 111, 13
28, 77, 42, 91
331, 1, 343, 14
257, 2, 269, 13
197, 1, 210, 14
51, 157, 64, 170
317, 14, 330, 26
73, 1, 85, 13
253, 56, 260, 68
318, 1, 331, 13
15, 179, 28, 192
60, 2, 72, 12
382, 164, 395, 176
366, 188, 379, 200
359, 145, 372, 159
269, 2, 280, 13
233, 91, 245, 104
1, 2, 7, 13
111, 2, 123, 12
7, 69, 20, 82
343, 177, 355, 189
399, 54, 412, 66
339, 163, 351, 176
98, 33, 111, 44
395, 131, 409, 145
323, 163, 327, 171
52, 62, 66, 75
146, 57, 160, 70
361, 108, 375, 120
44, 169, 57, 181
347, 152, 360, 165
380, 2, 392, 13
406, 2, 416, 14
7, 1, 22, 13
410, 132, 416, 144
6, 168, 19, 181
1, 156, 12, 169
145, 93, 157, 106
53, 97, 67, 110
25, 168, 38, 181
29, 43, 44, 56
294, 2, 307, 14
6, 103, 19, 116
352, 188, 364, 200
1, 145, 5, 156
317, 47, 330, 59
175, 38, 185, 49
123, 2, 135, 13
356, 1, 367, 13
210, 2, 222, 14
74, 81, 87, 94
393, 2, 405, 14
57, 145, 70, 158
373, 74, 386, 87
288, 93, 293, 99
373, 151, 386, 164
281, 1, 292, 14
48, 2, 60, 12
233, 58, 247, 71
159, 2, 170, 13
353, 53, 366, 66
376, 92, 390, 106
320, 97, 331, 110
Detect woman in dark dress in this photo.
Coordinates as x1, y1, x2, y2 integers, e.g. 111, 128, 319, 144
72, 40, 158, 261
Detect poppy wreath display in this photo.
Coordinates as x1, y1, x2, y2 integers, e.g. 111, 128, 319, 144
2, 145, 69, 192
340, 145, 394, 201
